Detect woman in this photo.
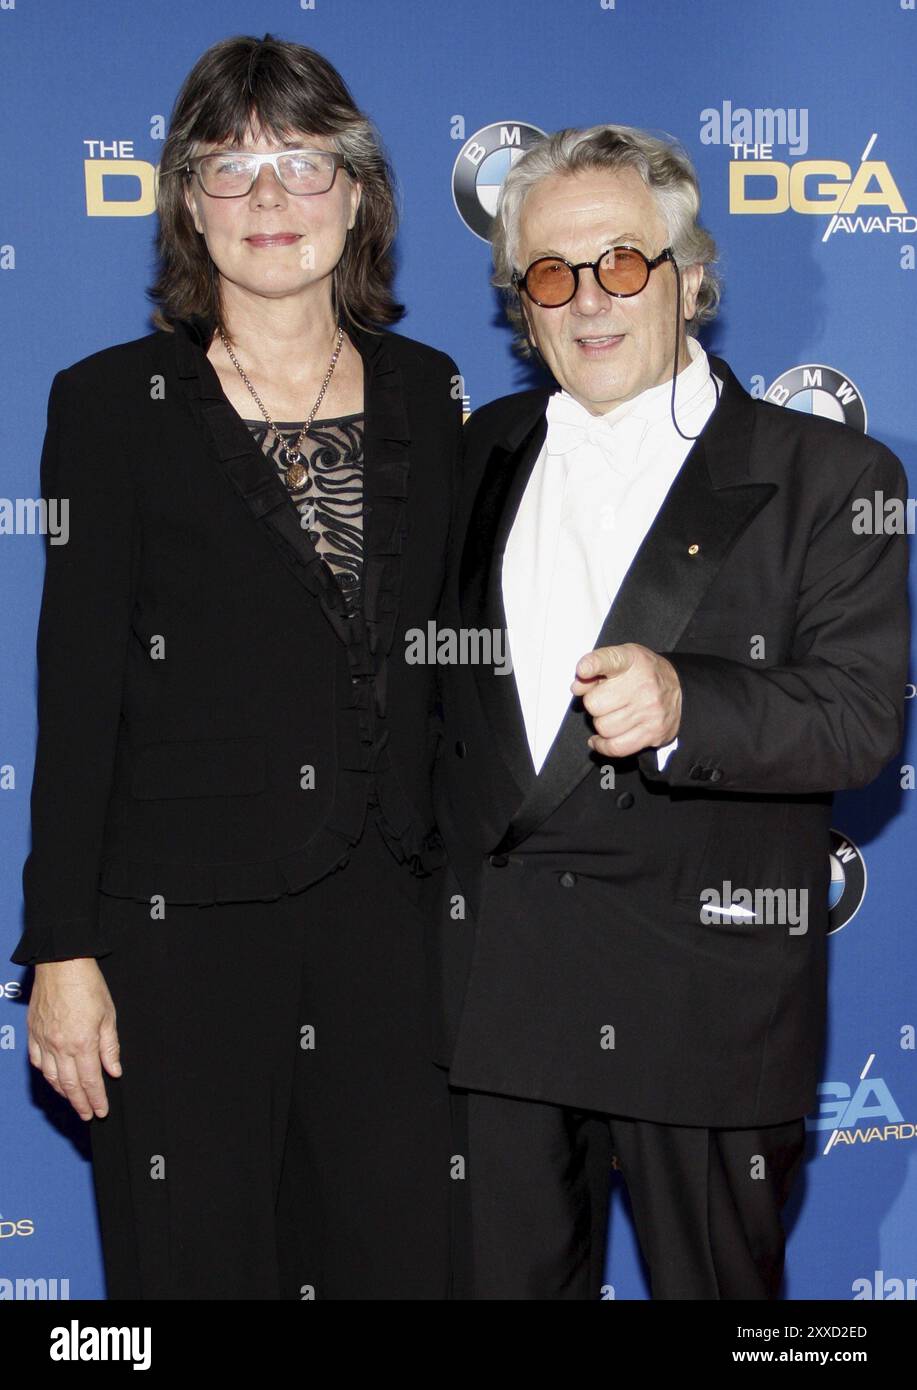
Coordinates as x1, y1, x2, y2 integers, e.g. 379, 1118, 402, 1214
10, 34, 462, 1300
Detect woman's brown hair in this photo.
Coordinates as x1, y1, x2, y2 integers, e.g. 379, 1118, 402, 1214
149, 33, 404, 337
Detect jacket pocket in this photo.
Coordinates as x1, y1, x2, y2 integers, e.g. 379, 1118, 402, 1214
130, 737, 267, 800
672, 799, 791, 915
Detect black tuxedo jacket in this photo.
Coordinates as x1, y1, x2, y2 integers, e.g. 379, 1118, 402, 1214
430, 354, 909, 1127
11, 315, 461, 965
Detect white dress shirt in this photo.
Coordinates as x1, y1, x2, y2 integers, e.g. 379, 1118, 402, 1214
502, 336, 722, 773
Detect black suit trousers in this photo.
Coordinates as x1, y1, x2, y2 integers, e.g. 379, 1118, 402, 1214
449, 1086, 806, 1300
90, 824, 454, 1300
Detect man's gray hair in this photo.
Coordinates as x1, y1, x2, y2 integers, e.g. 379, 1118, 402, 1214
491, 124, 721, 357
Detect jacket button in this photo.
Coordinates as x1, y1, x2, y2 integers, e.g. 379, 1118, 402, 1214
558, 871, 576, 888
455, 740, 467, 758
708, 768, 723, 782
688, 763, 705, 780
616, 791, 635, 809
489, 853, 509, 868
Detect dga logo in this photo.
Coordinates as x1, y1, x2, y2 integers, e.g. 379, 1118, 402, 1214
764, 365, 867, 433
826, 829, 867, 934
452, 121, 546, 241
729, 133, 913, 241
83, 140, 160, 217
810, 1055, 913, 1153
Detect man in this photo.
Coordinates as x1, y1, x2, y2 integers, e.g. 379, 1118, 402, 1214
430, 124, 909, 1300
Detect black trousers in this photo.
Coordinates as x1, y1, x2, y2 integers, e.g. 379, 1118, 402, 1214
449, 1087, 806, 1300
91, 823, 454, 1299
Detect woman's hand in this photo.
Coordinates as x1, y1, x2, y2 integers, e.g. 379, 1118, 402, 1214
26, 959, 122, 1120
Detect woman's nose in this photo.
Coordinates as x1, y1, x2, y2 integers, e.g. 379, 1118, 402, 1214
250, 163, 285, 204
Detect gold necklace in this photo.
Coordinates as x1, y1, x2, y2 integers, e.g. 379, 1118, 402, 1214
219, 324, 346, 490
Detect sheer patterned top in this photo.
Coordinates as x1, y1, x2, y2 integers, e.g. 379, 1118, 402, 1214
242, 413, 365, 614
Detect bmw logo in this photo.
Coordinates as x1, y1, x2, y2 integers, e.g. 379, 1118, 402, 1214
827, 828, 867, 934
764, 364, 867, 432
452, 121, 547, 241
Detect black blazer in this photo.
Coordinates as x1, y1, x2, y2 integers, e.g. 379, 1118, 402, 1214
11, 315, 462, 965
430, 354, 910, 1127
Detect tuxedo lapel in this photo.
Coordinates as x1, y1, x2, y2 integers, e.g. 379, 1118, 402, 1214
459, 395, 551, 794
490, 355, 778, 853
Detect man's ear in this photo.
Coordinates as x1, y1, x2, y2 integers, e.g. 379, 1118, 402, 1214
681, 262, 705, 321
519, 296, 538, 352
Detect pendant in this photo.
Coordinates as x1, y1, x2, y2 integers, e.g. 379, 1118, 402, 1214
285, 460, 307, 490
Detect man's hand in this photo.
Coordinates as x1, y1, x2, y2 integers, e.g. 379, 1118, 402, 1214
27, 959, 122, 1120
570, 642, 682, 758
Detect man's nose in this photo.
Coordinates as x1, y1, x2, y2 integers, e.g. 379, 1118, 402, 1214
570, 266, 611, 315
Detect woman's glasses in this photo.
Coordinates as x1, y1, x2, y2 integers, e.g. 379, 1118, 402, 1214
513, 245, 674, 307
181, 149, 349, 197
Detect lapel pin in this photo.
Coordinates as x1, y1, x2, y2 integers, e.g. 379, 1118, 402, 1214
688, 543, 700, 555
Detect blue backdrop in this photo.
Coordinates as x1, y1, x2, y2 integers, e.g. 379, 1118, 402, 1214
1, 0, 914, 1302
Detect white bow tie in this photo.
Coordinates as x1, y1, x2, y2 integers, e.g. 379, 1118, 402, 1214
544, 392, 648, 480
